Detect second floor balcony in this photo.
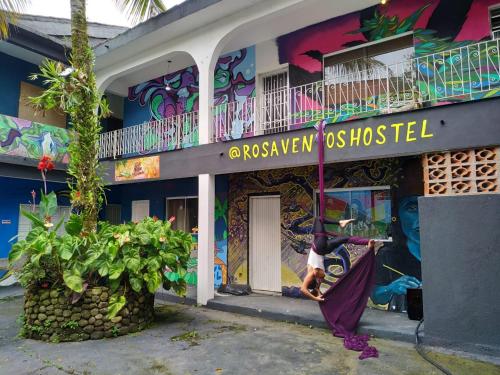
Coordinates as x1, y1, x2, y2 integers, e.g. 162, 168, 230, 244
99, 38, 500, 159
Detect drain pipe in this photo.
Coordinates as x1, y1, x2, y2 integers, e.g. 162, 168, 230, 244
415, 319, 453, 375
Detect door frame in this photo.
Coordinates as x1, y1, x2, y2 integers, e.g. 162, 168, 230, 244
247, 193, 281, 293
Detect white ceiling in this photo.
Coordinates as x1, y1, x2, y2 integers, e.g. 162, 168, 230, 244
103, 0, 379, 96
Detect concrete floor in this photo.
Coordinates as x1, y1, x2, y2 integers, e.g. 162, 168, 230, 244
1, 293, 500, 375
157, 286, 418, 343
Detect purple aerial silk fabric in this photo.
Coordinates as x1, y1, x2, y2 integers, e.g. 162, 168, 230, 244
319, 249, 379, 360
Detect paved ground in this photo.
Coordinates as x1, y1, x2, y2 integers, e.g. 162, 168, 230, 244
1, 295, 500, 375
158, 287, 418, 343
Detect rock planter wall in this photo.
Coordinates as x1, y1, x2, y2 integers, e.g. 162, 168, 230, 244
23, 286, 154, 342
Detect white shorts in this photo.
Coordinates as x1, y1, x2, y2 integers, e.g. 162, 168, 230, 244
307, 248, 325, 271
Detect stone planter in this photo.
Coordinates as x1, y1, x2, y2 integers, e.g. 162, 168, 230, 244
23, 286, 154, 342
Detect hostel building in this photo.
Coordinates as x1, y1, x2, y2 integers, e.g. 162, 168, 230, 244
3, 0, 500, 353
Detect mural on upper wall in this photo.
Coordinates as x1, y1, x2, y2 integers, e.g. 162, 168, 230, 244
227, 159, 401, 288
126, 47, 256, 147
276, 0, 500, 126
0, 114, 70, 163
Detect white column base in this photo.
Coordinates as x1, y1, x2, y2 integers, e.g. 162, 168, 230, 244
197, 173, 215, 305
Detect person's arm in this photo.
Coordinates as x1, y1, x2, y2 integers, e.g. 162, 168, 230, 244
300, 272, 324, 302
323, 218, 355, 228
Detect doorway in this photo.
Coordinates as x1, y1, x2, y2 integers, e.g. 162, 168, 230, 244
131, 200, 149, 222
249, 195, 281, 293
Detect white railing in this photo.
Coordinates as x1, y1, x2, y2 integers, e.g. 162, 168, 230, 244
212, 97, 256, 141
212, 38, 500, 141
99, 111, 198, 159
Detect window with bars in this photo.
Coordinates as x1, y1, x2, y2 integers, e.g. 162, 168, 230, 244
261, 70, 289, 133
490, 6, 500, 39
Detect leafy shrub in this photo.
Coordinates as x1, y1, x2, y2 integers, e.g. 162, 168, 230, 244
9, 192, 191, 318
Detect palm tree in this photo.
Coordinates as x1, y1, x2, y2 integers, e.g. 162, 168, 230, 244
1, 0, 168, 233
0, 0, 30, 39
68, 0, 168, 233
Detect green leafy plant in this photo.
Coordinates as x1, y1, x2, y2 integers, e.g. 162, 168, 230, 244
10, 211, 191, 318
61, 320, 79, 330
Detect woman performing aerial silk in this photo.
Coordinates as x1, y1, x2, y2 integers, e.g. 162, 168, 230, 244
300, 120, 378, 360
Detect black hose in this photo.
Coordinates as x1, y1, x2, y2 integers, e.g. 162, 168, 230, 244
415, 319, 453, 375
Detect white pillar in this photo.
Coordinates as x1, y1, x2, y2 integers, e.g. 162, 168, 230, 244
197, 173, 215, 305
197, 60, 214, 144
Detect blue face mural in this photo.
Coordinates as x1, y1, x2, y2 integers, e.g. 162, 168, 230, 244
398, 196, 420, 260
371, 195, 422, 309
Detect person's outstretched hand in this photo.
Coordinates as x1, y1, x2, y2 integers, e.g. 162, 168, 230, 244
339, 218, 356, 228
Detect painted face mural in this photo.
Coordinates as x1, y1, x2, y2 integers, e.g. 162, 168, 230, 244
398, 195, 420, 260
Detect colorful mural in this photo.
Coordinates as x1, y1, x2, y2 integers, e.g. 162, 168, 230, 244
0, 114, 70, 163
126, 47, 256, 142
164, 195, 228, 288
227, 159, 401, 287
114, 155, 160, 181
276, 0, 500, 125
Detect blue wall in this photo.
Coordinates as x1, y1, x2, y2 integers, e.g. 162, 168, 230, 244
105, 177, 198, 222
0, 176, 67, 259
0, 52, 42, 117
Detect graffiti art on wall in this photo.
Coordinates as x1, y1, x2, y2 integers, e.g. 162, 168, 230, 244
276, 0, 500, 125
0, 114, 70, 163
127, 47, 256, 142
164, 195, 228, 288
227, 159, 401, 287
372, 158, 423, 312
114, 155, 160, 181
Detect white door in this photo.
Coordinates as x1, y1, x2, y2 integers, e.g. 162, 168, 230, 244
131, 200, 149, 222
249, 196, 281, 293
18, 204, 71, 240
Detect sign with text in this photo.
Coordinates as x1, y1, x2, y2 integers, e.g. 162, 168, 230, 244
228, 119, 433, 161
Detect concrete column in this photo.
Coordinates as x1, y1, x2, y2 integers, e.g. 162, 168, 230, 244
197, 60, 214, 145
197, 173, 215, 305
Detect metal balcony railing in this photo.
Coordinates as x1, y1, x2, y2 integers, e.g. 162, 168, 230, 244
98, 111, 198, 159
212, 38, 500, 141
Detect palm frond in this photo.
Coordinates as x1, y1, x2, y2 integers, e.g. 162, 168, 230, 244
0, 0, 30, 39
113, 0, 167, 25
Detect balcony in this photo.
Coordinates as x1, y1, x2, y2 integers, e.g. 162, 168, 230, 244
99, 39, 500, 158
98, 112, 198, 159
214, 38, 500, 141
0, 114, 70, 164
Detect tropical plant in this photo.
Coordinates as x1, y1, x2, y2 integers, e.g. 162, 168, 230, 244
9, 209, 192, 318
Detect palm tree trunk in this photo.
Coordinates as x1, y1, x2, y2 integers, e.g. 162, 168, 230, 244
69, 0, 103, 234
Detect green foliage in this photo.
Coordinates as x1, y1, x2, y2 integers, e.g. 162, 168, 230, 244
61, 320, 79, 330
347, 4, 431, 41
29, 56, 110, 234
10, 214, 192, 319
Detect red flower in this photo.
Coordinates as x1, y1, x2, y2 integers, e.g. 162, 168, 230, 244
168, 216, 176, 223
37, 155, 54, 171
75, 191, 81, 198
152, 215, 159, 222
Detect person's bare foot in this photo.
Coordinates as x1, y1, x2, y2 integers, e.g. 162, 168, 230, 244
339, 218, 355, 228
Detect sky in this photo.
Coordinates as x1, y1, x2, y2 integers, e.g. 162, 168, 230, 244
21, 0, 186, 27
